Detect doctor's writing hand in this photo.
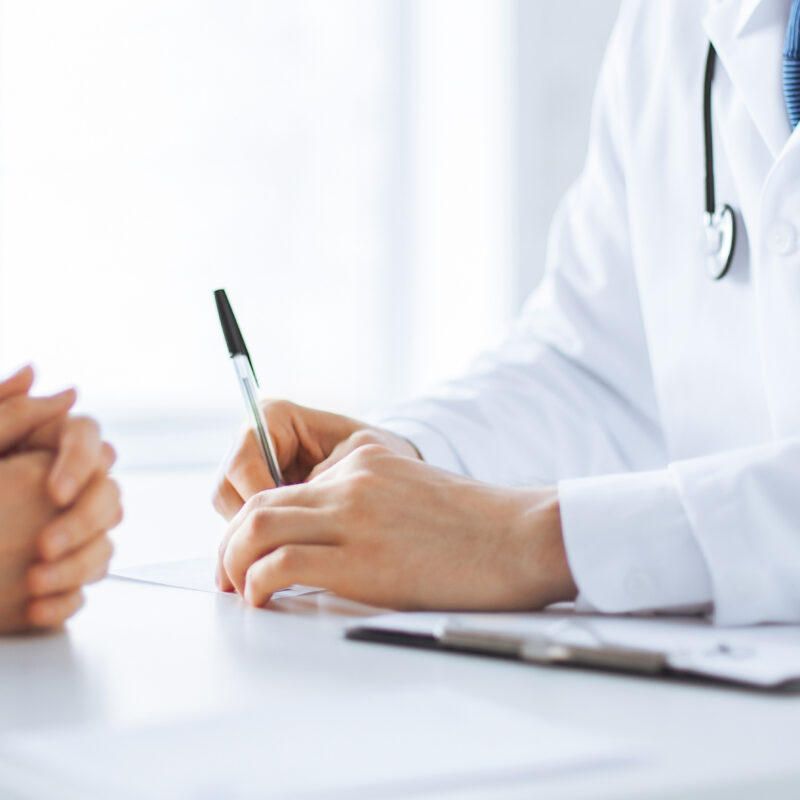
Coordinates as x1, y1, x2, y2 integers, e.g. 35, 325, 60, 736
216, 444, 577, 611
212, 400, 420, 521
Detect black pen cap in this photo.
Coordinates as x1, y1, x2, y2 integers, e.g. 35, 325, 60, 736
214, 288, 260, 384
214, 289, 249, 358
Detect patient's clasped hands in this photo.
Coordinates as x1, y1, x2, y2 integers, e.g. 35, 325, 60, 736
214, 401, 576, 611
0, 366, 122, 633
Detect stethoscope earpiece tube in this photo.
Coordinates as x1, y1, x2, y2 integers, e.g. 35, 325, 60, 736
703, 42, 737, 280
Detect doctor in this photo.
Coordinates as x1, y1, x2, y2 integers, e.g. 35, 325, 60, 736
214, 0, 800, 626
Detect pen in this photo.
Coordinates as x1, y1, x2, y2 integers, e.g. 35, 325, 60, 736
214, 289, 285, 487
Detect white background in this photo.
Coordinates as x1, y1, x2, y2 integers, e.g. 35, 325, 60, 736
0, 0, 618, 467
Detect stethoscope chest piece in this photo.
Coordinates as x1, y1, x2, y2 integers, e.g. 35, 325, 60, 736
704, 203, 736, 280
702, 43, 737, 281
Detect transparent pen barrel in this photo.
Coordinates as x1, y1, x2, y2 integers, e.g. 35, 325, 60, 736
232, 354, 284, 487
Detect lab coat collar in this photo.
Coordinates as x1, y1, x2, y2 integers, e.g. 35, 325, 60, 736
703, 0, 792, 158
734, 0, 773, 34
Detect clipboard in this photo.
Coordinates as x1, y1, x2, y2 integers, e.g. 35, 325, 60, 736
345, 612, 800, 688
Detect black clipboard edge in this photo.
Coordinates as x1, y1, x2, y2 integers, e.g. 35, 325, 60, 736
345, 625, 800, 692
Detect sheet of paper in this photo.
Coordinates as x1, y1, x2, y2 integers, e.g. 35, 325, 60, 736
111, 557, 322, 599
0, 687, 637, 800
350, 611, 800, 687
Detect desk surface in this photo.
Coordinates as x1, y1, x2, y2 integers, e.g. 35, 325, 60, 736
1, 469, 799, 800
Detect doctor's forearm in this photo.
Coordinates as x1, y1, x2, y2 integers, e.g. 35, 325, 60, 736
518, 487, 579, 608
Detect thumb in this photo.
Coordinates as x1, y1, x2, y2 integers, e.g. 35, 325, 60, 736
0, 364, 35, 402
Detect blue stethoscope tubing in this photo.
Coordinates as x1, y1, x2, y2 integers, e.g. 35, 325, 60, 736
703, 42, 737, 280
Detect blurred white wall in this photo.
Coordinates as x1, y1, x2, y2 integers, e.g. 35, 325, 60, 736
516, 0, 620, 306
0, 0, 620, 468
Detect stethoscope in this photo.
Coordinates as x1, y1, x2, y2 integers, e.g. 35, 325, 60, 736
703, 42, 737, 280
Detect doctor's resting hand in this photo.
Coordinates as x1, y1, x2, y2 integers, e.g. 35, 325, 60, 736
0, 365, 122, 634
213, 400, 576, 610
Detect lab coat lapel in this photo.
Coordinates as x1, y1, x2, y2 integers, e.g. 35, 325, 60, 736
703, 0, 792, 160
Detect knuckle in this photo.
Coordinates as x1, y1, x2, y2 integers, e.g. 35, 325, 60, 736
230, 460, 270, 494
222, 547, 238, 579
104, 476, 122, 504
352, 443, 388, 464
101, 535, 114, 564
212, 489, 227, 516
61, 419, 98, 457
244, 562, 262, 590
101, 441, 117, 467
75, 547, 94, 580
273, 545, 301, 574
243, 508, 271, 544
242, 461, 270, 488
68, 415, 99, 438
263, 398, 293, 418
348, 429, 379, 449
241, 492, 261, 517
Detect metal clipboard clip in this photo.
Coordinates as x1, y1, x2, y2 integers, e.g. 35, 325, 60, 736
437, 625, 667, 676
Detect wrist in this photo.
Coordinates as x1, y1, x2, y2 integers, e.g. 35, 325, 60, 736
513, 486, 578, 608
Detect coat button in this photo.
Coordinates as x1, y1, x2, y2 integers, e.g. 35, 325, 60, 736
767, 221, 797, 256
624, 569, 656, 603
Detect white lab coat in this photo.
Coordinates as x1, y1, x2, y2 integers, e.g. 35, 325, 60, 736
379, 0, 800, 626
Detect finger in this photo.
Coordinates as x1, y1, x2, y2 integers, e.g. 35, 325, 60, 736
304, 429, 383, 482
27, 589, 85, 629
223, 503, 337, 596
215, 481, 315, 590
99, 441, 117, 471
215, 547, 236, 592
305, 429, 389, 483
28, 533, 113, 596
244, 544, 341, 607
227, 428, 277, 500
306, 447, 347, 482
38, 476, 122, 560
212, 477, 246, 522
47, 416, 107, 505
0, 364, 35, 401
0, 389, 76, 452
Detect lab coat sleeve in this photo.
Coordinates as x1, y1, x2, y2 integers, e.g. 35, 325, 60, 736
560, 440, 800, 626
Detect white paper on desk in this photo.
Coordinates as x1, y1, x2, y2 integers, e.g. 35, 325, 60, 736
0, 688, 637, 800
350, 611, 800, 687
111, 557, 322, 599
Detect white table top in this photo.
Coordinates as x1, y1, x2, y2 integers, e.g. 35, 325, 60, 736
1, 468, 799, 799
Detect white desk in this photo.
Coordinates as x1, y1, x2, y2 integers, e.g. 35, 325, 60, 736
1, 469, 799, 799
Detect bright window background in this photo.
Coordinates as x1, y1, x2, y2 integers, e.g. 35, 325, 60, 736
0, 0, 619, 472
